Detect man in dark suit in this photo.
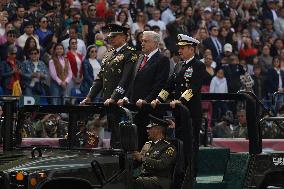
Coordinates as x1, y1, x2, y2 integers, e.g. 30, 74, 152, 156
202, 25, 223, 64
151, 34, 206, 177
118, 31, 170, 148
80, 24, 138, 147
262, 0, 279, 23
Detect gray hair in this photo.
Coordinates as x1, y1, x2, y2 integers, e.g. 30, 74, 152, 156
143, 31, 160, 44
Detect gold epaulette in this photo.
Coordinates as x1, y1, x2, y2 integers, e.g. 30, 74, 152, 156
181, 89, 193, 101
158, 89, 169, 101
127, 46, 135, 51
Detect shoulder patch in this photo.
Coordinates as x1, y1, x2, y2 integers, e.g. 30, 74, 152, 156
166, 147, 175, 157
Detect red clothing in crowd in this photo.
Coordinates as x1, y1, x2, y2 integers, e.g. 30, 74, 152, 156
66, 51, 84, 78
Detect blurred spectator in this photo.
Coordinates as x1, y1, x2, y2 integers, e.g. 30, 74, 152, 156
251, 64, 266, 100
203, 25, 223, 63
210, 67, 228, 122
147, 9, 166, 37
61, 26, 87, 57
258, 44, 273, 74
221, 54, 244, 93
82, 4, 97, 45
270, 38, 283, 57
248, 16, 261, 42
41, 0, 55, 12
161, 0, 179, 25
0, 29, 23, 61
80, 45, 101, 97
17, 20, 40, 49
23, 36, 39, 60
183, 6, 196, 35
115, 10, 130, 26
273, 6, 284, 39
131, 11, 147, 36
35, 16, 53, 47
212, 111, 234, 138
262, 0, 279, 23
202, 54, 214, 127
21, 48, 49, 96
261, 19, 277, 43
9, 5, 25, 24
266, 56, 284, 111
41, 42, 56, 66
233, 109, 247, 138
66, 38, 84, 97
239, 36, 258, 64
0, 45, 22, 95
0, 22, 14, 45
48, 43, 72, 105
0, 15, 8, 36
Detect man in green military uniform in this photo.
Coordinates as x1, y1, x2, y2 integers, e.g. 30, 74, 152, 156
133, 115, 176, 189
80, 24, 137, 104
80, 24, 138, 147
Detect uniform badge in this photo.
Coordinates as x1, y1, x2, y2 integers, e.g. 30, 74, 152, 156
166, 147, 175, 157
131, 54, 138, 61
114, 54, 124, 62
184, 66, 193, 79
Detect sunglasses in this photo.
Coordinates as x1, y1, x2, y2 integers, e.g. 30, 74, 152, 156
90, 50, 97, 53
89, 9, 96, 11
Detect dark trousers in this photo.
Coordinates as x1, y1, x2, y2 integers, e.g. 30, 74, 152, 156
106, 105, 121, 148
134, 111, 150, 150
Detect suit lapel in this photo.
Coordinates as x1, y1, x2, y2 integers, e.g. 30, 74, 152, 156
138, 51, 160, 72
134, 54, 144, 76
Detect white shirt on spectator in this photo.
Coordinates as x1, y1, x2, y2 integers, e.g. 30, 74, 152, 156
17, 34, 40, 49
161, 8, 176, 25
274, 16, 284, 38
147, 20, 166, 31
61, 38, 87, 58
210, 76, 228, 93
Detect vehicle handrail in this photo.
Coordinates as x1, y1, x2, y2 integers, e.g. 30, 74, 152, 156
201, 92, 261, 154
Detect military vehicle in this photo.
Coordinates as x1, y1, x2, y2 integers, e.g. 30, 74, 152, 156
0, 93, 284, 189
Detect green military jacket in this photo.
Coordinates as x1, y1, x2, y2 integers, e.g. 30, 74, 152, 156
140, 139, 176, 188
87, 44, 138, 101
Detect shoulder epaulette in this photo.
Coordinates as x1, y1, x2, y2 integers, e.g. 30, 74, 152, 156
127, 46, 135, 51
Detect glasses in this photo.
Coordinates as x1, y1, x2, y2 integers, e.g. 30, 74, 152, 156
30, 52, 38, 55
41, 20, 48, 23
89, 9, 96, 11
90, 50, 97, 53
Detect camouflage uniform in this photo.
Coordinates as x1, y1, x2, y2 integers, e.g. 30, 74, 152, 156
135, 140, 176, 189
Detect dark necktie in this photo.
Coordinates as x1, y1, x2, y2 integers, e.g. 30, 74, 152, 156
139, 55, 148, 70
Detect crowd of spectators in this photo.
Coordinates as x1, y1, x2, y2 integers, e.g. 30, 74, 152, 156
1, 0, 284, 137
